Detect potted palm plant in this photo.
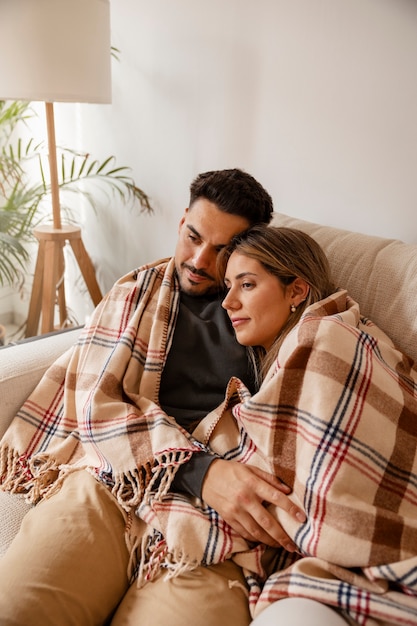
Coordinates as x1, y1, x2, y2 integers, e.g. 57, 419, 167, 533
0, 99, 152, 342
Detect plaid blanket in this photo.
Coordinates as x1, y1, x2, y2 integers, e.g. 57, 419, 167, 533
1, 260, 417, 625
192, 290, 417, 625
0, 259, 201, 543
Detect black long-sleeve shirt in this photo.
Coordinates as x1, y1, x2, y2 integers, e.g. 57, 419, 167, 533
159, 292, 255, 498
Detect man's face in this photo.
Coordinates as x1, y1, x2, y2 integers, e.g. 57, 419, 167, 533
175, 198, 250, 296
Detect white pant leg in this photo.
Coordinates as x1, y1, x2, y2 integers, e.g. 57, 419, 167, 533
251, 598, 350, 626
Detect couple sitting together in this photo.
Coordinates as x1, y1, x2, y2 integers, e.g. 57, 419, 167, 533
0, 169, 416, 626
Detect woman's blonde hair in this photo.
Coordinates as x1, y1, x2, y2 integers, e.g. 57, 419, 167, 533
218, 225, 336, 384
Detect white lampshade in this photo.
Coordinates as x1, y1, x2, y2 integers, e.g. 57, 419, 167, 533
0, 0, 111, 104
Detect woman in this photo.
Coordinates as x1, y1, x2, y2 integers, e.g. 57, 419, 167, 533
211, 224, 417, 626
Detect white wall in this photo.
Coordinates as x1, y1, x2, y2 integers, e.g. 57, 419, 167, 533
8, 0, 417, 325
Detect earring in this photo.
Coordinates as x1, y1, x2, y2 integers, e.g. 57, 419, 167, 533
290, 303, 297, 313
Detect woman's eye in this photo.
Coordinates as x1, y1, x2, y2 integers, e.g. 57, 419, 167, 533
242, 282, 254, 290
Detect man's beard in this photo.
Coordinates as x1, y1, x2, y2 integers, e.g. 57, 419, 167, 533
177, 263, 222, 297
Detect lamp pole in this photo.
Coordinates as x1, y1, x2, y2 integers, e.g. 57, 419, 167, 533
45, 102, 62, 230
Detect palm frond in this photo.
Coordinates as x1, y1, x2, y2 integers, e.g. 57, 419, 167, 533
57, 151, 153, 214
0, 98, 153, 288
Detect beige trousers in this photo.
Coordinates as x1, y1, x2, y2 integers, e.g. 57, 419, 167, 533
0, 470, 251, 626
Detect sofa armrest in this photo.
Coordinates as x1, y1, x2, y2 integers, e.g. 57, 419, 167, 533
0, 327, 83, 557
0, 327, 83, 439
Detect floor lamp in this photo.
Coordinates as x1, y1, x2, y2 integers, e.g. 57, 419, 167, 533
0, 0, 112, 337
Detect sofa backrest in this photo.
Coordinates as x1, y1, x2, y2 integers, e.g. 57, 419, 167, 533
271, 212, 417, 364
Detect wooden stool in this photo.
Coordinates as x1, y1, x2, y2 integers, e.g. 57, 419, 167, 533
25, 224, 103, 337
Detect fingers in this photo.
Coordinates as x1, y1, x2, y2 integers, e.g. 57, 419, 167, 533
234, 504, 299, 551
201, 460, 306, 550
233, 484, 301, 550
247, 466, 307, 525
266, 484, 307, 525
250, 465, 292, 493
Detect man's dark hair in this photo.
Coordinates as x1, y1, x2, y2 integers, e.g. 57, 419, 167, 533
189, 168, 273, 225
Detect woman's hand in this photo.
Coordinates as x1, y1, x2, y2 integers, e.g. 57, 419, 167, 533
201, 458, 306, 551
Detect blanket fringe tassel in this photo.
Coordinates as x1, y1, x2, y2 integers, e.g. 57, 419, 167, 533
0, 443, 85, 504
131, 529, 200, 588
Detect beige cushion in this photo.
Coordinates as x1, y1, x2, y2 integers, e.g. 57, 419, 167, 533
271, 213, 417, 363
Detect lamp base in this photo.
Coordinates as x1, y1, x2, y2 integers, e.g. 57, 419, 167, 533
25, 225, 103, 337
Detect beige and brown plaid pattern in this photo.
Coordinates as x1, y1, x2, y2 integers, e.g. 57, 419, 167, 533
198, 290, 417, 624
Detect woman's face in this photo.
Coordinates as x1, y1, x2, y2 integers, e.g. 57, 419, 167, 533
222, 251, 294, 350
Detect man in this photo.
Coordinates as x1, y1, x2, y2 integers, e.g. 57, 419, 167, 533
0, 169, 305, 626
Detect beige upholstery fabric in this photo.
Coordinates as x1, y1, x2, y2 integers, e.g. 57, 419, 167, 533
271, 213, 417, 363
0, 492, 34, 557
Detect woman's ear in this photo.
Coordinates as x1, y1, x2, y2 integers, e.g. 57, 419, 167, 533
291, 278, 310, 305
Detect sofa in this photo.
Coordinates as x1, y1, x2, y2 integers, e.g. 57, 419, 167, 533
1, 212, 416, 621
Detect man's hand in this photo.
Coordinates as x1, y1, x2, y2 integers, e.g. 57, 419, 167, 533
201, 459, 306, 551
